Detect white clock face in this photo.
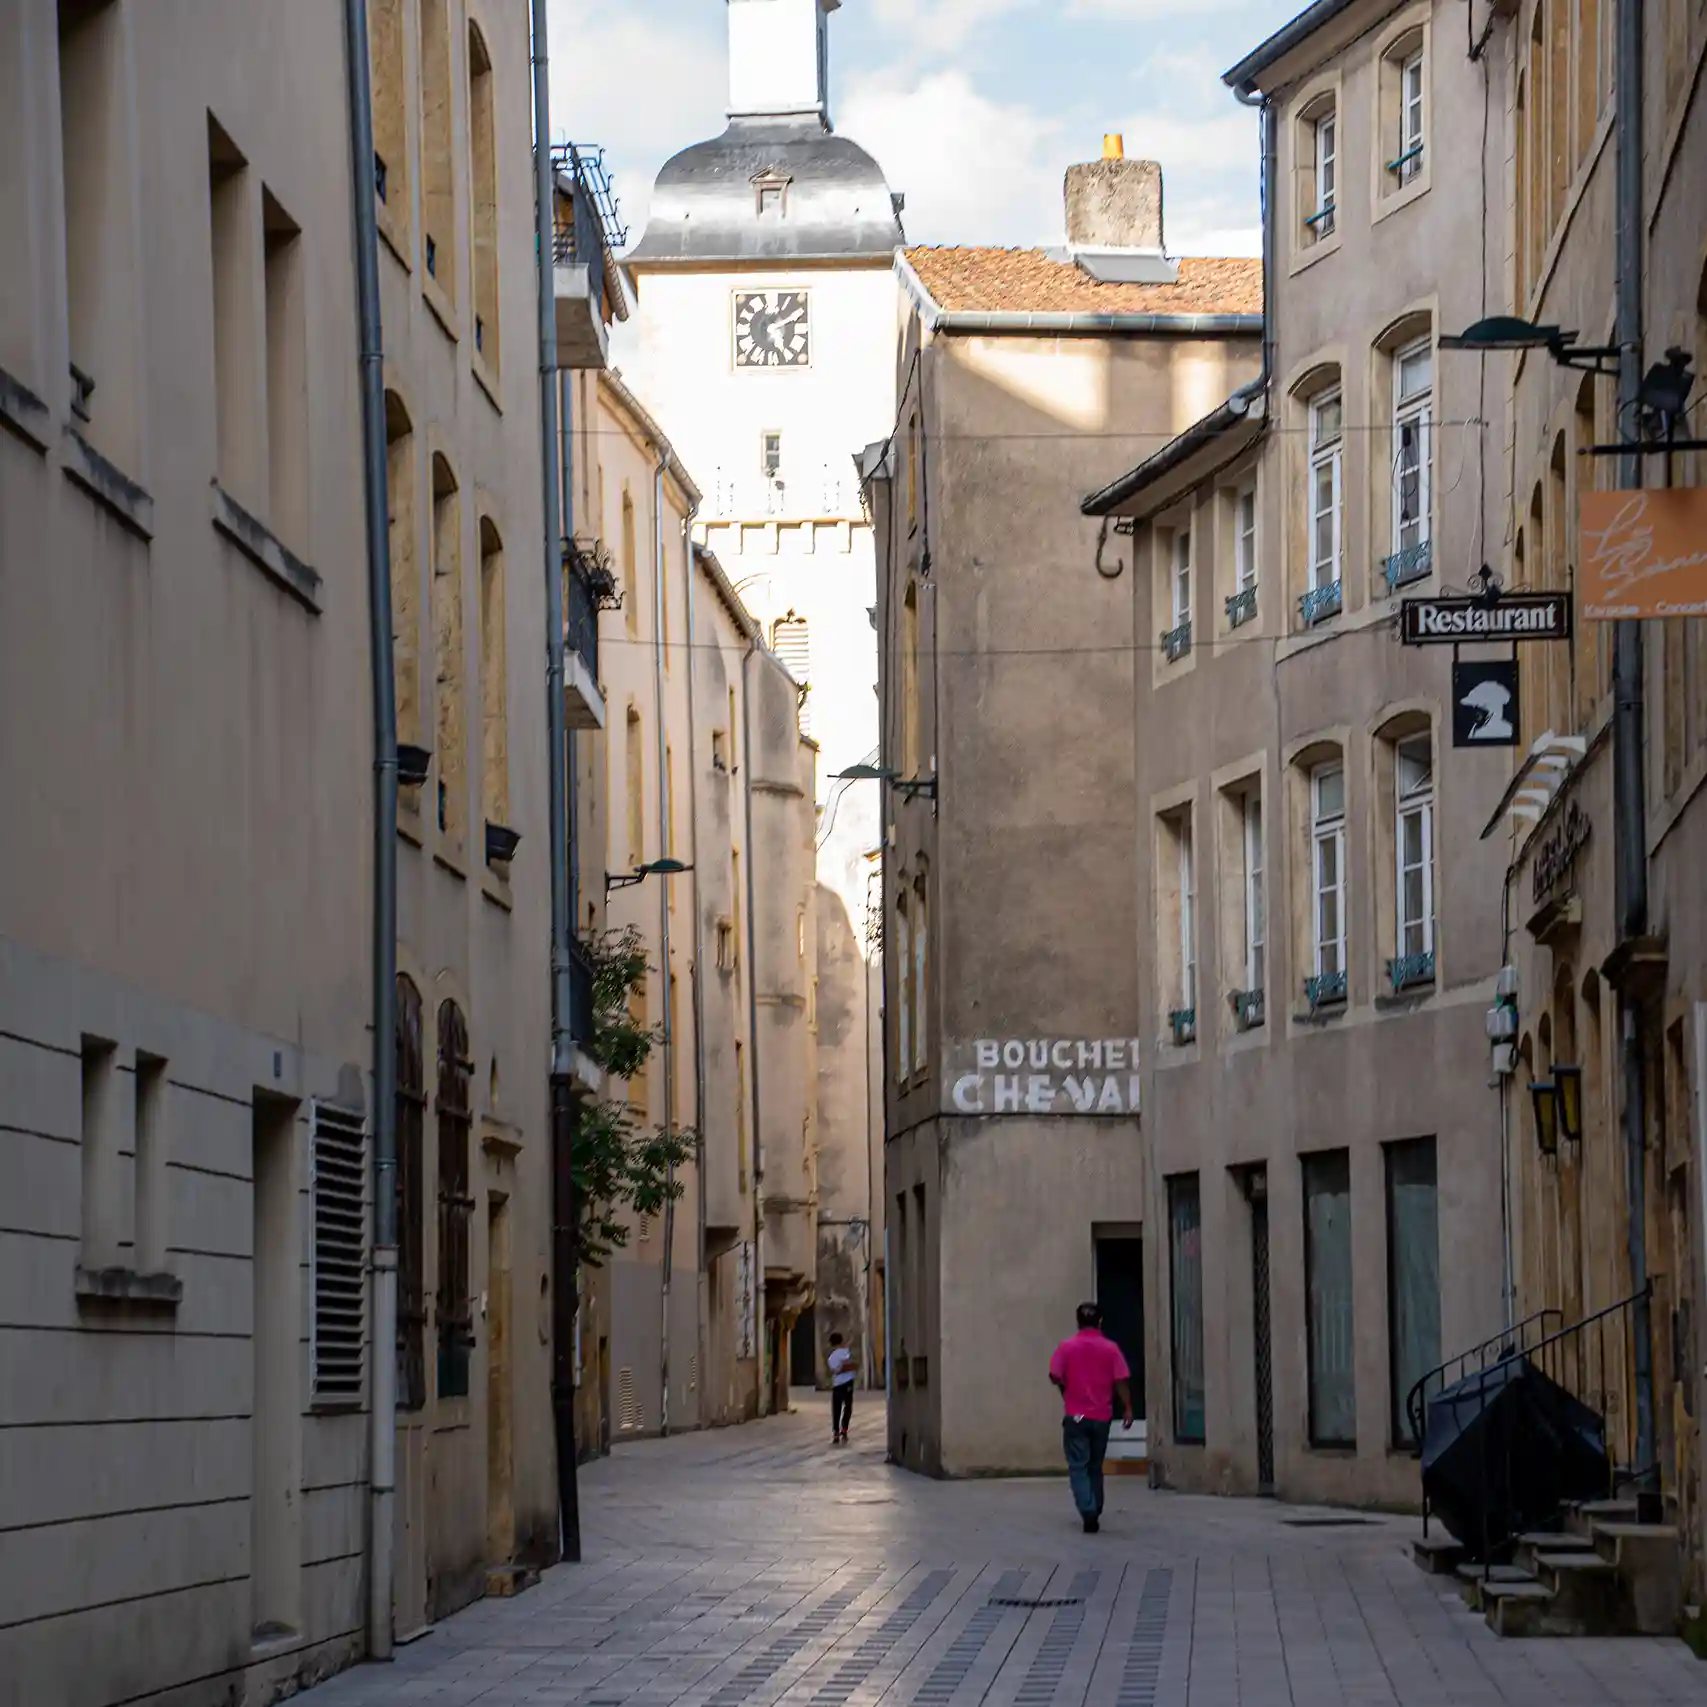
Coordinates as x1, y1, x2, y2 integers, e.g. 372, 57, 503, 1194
734, 290, 811, 369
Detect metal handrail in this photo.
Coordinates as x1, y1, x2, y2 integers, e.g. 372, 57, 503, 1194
1405, 1305, 1560, 1450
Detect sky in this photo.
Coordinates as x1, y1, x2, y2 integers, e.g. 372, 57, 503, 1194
545, 0, 1309, 261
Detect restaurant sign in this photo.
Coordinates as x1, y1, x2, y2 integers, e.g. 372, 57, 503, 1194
1400, 593, 1572, 644
1580, 488, 1707, 619
946, 1037, 1141, 1117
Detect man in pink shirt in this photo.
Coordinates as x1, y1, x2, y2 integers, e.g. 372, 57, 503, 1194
1048, 1302, 1134, 1532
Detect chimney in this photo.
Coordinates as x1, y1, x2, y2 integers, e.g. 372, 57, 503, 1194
1065, 149, 1164, 250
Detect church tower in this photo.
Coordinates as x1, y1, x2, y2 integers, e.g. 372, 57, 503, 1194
626, 0, 900, 1381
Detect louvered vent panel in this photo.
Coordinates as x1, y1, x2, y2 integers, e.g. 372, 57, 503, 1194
617, 1366, 639, 1431
311, 1101, 367, 1408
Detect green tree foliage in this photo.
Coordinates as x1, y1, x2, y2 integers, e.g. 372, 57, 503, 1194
574, 928, 696, 1266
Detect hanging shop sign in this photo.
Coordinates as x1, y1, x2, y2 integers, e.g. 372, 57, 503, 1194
946, 1037, 1141, 1118
1451, 658, 1520, 748
1579, 488, 1707, 619
1400, 593, 1572, 645
1531, 801, 1591, 905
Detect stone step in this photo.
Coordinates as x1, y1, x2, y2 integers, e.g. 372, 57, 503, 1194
1567, 1497, 1638, 1538
1591, 1522, 1683, 1634
1483, 1579, 1578, 1638
1514, 1530, 1595, 1575
1455, 1562, 1530, 1612
1411, 1533, 1465, 1575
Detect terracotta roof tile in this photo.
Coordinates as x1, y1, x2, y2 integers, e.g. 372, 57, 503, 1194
904, 246, 1263, 319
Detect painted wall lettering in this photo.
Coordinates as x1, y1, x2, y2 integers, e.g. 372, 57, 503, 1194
945, 1037, 1141, 1118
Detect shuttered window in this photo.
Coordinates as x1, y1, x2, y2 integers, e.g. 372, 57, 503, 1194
772, 614, 811, 734
397, 976, 427, 1411
436, 1000, 475, 1400
311, 1101, 366, 1408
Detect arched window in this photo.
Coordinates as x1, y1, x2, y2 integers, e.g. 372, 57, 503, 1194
625, 704, 644, 869
478, 515, 508, 837
1373, 316, 1434, 590
368, 0, 409, 237
1292, 368, 1343, 627
467, 21, 498, 366
396, 975, 426, 1411
1374, 713, 1436, 992
419, 0, 455, 301
431, 453, 466, 853
386, 391, 420, 755
435, 1000, 473, 1399
621, 488, 638, 633
772, 612, 812, 734
1291, 741, 1348, 1008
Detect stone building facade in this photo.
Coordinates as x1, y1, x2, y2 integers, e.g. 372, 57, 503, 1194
0, 0, 559, 1694
1082, 0, 1516, 1509
871, 153, 1261, 1475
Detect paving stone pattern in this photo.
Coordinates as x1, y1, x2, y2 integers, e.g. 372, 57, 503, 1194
306, 1395, 1707, 1707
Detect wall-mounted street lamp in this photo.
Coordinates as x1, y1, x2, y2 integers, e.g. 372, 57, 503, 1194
605, 856, 693, 895
1552, 1063, 1584, 1144
1441, 315, 1619, 376
833, 762, 937, 801
1529, 1079, 1561, 1157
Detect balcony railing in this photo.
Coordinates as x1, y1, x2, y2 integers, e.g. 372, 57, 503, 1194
1168, 1007, 1197, 1046
568, 936, 596, 1048
1229, 988, 1265, 1031
1381, 539, 1433, 590
563, 541, 600, 681
1386, 948, 1436, 993
1299, 579, 1343, 628
705, 469, 860, 522
1161, 619, 1192, 663
1225, 585, 1258, 629
1304, 969, 1347, 1009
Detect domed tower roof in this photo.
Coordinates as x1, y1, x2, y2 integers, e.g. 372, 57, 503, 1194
627, 0, 903, 266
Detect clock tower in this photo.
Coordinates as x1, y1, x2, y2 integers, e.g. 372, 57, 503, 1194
625, 0, 900, 1373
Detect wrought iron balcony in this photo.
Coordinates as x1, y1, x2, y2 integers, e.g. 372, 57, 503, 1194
1386, 949, 1436, 993
1381, 539, 1433, 590
1304, 969, 1348, 1010
1225, 585, 1258, 629
1298, 579, 1343, 628
1229, 988, 1265, 1031
568, 935, 596, 1047
1161, 619, 1192, 663
1168, 1007, 1197, 1046
561, 537, 610, 730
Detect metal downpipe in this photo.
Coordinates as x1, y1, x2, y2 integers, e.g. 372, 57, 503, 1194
1612, 0, 1655, 1490
342, 0, 398, 1658
532, 0, 582, 1562
741, 638, 766, 1413
685, 535, 709, 1429
654, 458, 675, 1435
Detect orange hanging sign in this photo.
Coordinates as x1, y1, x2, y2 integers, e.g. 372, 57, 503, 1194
1579, 487, 1707, 619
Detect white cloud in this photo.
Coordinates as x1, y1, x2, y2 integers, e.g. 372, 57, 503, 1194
838, 68, 1065, 247
867, 0, 1033, 58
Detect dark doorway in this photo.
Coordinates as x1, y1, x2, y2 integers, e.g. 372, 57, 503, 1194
1094, 1237, 1145, 1421
790, 1304, 817, 1386
1245, 1170, 1275, 1493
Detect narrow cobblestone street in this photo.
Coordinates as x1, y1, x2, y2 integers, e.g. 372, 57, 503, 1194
306, 1398, 1707, 1707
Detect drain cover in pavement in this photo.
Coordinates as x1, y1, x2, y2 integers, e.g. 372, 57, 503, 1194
988, 1597, 1084, 1608
836, 1495, 895, 1505
1281, 1516, 1381, 1527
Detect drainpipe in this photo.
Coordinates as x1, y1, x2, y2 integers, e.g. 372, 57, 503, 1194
741, 637, 766, 1414
342, 0, 398, 1657
532, 0, 582, 1563
1611, 0, 1655, 1489
560, 370, 579, 926
685, 542, 708, 1428
654, 458, 675, 1435
1229, 84, 1275, 404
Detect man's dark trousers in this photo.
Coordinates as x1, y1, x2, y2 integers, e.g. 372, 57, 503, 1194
1062, 1417, 1112, 1518
831, 1384, 853, 1435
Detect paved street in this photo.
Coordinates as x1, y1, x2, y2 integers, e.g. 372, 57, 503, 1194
308, 1396, 1707, 1707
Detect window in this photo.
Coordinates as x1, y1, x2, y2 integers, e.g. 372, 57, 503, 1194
758, 183, 783, 217
895, 888, 911, 1080
1167, 1175, 1205, 1444
1177, 818, 1196, 1014
208, 115, 254, 503
1302, 102, 1336, 243
912, 871, 929, 1074
310, 1101, 366, 1408
907, 412, 920, 532
1309, 392, 1343, 593
621, 488, 638, 633
1236, 485, 1257, 592
735, 1040, 749, 1192
1172, 528, 1192, 628
386, 394, 421, 754
430, 454, 465, 851
58, 0, 141, 469
773, 613, 811, 735
1394, 735, 1434, 962
368, 0, 408, 223
259, 191, 307, 550
625, 706, 644, 867
396, 976, 427, 1411
1311, 761, 1346, 982
762, 430, 782, 480
1398, 51, 1424, 181
419, 0, 455, 300
133, 1054, 169, 1274
79, 1036, 120, 1271
797, 906, 807, 962
479, 517, 507, 834
1385, 1137, 1440, 1446
1382, 35, 1426, 189
716, 919, 736, 971
436, 1000, 474, 1399
1303, 1149, 1355, 1446
1391, 340, 1432, 565
468, 24, 498, 365
902, 582, 922, 775
1158, 809, 1195, 1037
1242, 791, 1265, 996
